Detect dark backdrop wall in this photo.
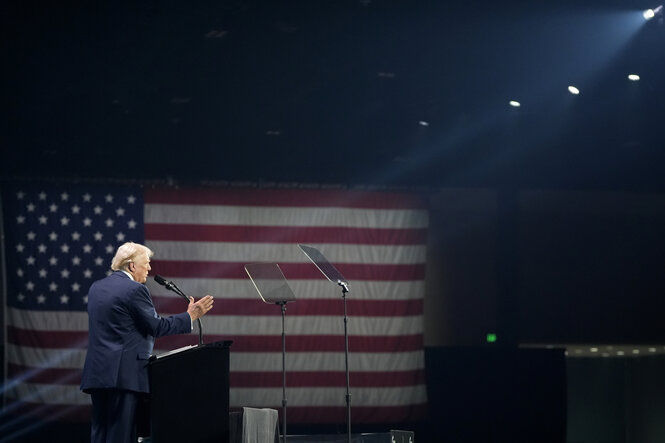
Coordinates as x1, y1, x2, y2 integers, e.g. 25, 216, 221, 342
425, 187, 665, 346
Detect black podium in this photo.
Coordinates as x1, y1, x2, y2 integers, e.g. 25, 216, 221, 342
149, 340, 232, 443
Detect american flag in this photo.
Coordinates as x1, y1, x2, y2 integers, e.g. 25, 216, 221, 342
2, 183, 428, 426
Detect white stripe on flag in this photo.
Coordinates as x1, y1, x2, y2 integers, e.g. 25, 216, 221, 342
146, 279, 426, 301
230, 385, 428, 408
5, 382, 91, 405
145, 204, 429, 229
224, 351, 426, 373
7, 308, 88, 331
5, 382, 426, 408
7, 344, 424, 373
6, 309, 422, 336
7, 344, 86, 369
146, 241, 427, 264
175, 315, 424, 336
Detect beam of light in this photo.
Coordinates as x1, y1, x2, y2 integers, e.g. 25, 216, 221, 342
568, 86, 580, 95
643, 5, 662, 20
509, 100, 521, 107
0, 402, 86, 443
628, 74, 640, 81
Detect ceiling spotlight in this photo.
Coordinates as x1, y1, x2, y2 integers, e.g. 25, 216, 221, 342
628, 74, 640, 81
568, 86, 580, 95
509, 100, 521, 107
644, 5, 663, 20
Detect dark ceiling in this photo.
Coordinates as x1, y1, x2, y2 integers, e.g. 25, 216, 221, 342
3, 0, 664, 190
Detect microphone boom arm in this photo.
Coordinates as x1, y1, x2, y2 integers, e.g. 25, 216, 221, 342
154, 275, 203, 346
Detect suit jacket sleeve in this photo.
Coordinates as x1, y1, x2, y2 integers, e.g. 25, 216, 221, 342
128, 283, 191, 338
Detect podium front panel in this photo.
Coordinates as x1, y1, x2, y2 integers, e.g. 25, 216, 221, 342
149, 341, 231, 443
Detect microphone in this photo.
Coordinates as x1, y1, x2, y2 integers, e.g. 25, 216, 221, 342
154, 275, 189, 302
154, 274, 204, 346
154, 274, 174, 290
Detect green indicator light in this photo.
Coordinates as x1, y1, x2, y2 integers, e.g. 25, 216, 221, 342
486, 333, 497, 343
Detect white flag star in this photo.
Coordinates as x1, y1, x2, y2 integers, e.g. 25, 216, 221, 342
105, 218, 114, 227
127, 195, 136, 204
60, 243, 70, 253
128, 219, 137, 229
94, 257, 104, 266
38, 244, 47, 253
72, 256, 82, 266
17, 191, 25, 199
116, 207, 125, 216
83, 269, 93, 278
37, 294, 46, 304
49, 282, 58, 292
49, 203, 58, 213
83, 193, 92, 202
16, 244, 25, 253
48, 256, 58, 266
27, 256, 36, 265
105, 244, 114, 254
83, 217, 92, 227
49, 232, 58, 241
94, 232, 103, 241
26, 281, 35, 291
72, 204, 81, 214
38, 215, 48, 224
116, 232, 126, 242
72, 282, 81, 292
72, 231, 81, 240
27, 231, 36, 240
61, 192, 70, 201
94, 206, 103, 215
60, 294, 70, 304
27, 203, 36, 212
61, 216, 70, 226
83, 244, 93, 253
16, 268, 24, 277
83, 295, 89, 304
61, 269, 70, 278
17, 293, 26, 302
16, 215, 26, 224
105, 194, 114, 203
39, 269, 47, 278
38, 192, 47, 200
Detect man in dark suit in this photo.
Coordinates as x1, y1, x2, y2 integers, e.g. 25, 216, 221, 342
81, 242, 214, 443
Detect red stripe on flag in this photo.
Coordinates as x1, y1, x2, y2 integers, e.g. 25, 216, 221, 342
230, 369, 426, 388
8, 328, 422, 352
7, 326, 88, 349
151, 261, 426, 281
1, 402, 427, 424
155, 334, 424, 352
152, 296, 424, 317
275, 405, 428, 423
0, 401, 91, 423
145, 224, 428, 245
145, 188, 428, 209
8, 363, 83, 385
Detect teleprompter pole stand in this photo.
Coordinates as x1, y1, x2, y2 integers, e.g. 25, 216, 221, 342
338, 279, 351, 443
278, 301, 288, 443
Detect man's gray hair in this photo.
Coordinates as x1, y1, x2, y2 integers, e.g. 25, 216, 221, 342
111, 242, 154, 271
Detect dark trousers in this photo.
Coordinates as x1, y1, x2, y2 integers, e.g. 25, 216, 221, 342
90, 389, 139, 443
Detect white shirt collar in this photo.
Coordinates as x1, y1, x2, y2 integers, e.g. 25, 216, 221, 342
120, 270, 135, 281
